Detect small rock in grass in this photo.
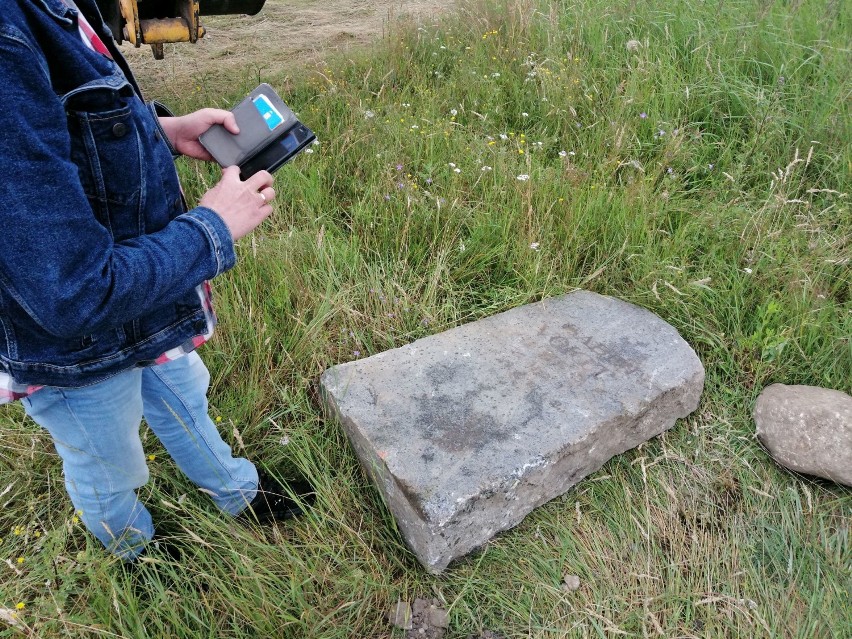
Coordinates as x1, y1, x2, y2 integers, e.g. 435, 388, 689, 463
427, 605, 449, 629
405, 598, 448, 638
754, 384, 852, 486
467, 632, 507, 639
563, 574, 581, 591
412, 598, 430, 617
389, 601, 413, 630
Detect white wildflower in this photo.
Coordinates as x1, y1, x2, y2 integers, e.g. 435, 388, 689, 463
481, 166, 493, 171
626, 39, 641, 52
364, 110, 375, 119
530, 242, 540, 250
517, 174, 530, 181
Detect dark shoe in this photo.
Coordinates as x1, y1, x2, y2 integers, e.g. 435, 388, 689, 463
123, 534, 211, 594
241, 469, 315, 524
124, 533, 182, 567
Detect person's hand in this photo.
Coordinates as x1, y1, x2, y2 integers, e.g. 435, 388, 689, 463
199, 166, 275, 240
158, 109, 239, 160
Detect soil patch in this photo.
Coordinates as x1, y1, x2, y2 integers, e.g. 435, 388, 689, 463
124, 0, 456, 97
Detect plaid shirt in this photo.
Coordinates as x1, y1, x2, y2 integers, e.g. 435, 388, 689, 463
0, 2, 216, 404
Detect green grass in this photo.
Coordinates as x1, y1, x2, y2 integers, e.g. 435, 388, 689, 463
1, 0, 850, 636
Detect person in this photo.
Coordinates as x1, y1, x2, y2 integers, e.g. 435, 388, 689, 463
0, 0, 312, 561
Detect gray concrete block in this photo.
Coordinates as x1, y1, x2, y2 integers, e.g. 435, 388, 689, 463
320, 291, 705, 573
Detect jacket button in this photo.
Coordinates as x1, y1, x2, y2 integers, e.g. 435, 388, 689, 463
112, 122, 128, 137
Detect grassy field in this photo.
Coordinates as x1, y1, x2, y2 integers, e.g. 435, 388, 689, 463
1, 0, 850, 636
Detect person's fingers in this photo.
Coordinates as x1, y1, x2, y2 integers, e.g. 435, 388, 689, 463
258, 186, 275, 204
244, 169, 274, 191
221, 165, 242, 182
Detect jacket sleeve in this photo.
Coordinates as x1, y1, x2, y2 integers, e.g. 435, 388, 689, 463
0, 29, 236, 339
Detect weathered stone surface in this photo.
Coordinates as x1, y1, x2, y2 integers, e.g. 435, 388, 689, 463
754, 384, 852, 486
321, 291, 705, 573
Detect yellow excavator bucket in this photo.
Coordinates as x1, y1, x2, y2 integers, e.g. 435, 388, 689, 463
97, 0, 266, 59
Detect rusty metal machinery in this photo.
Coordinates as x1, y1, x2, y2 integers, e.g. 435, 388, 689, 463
96, 0, 266, 59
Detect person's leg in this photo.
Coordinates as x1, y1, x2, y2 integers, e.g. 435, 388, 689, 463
140, 352, 258, 515
22, 370, 153, 560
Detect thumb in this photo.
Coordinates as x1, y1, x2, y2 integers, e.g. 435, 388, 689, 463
222, 111, 240, 135
204, 108, 239, 135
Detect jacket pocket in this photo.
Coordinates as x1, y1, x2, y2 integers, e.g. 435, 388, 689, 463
66, 91, 145, 242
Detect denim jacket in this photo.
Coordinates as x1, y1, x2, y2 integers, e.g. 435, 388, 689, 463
0, 0, 236, 388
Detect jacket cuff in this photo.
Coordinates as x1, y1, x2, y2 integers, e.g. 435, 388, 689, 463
184, 206, 237, 275
147, 101, 181, 158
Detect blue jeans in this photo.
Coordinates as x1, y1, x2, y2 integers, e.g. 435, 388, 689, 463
22, 352, 258, 560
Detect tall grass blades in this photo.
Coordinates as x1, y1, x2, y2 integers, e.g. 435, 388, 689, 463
1, 0, 848, 637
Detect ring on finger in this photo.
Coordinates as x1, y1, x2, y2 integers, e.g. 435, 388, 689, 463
258, 192, 267, 203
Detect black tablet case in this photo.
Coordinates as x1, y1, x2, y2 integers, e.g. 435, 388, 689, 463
199, 84, 315, 178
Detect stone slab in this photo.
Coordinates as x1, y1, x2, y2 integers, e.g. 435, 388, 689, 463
320, 291, 705, 573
